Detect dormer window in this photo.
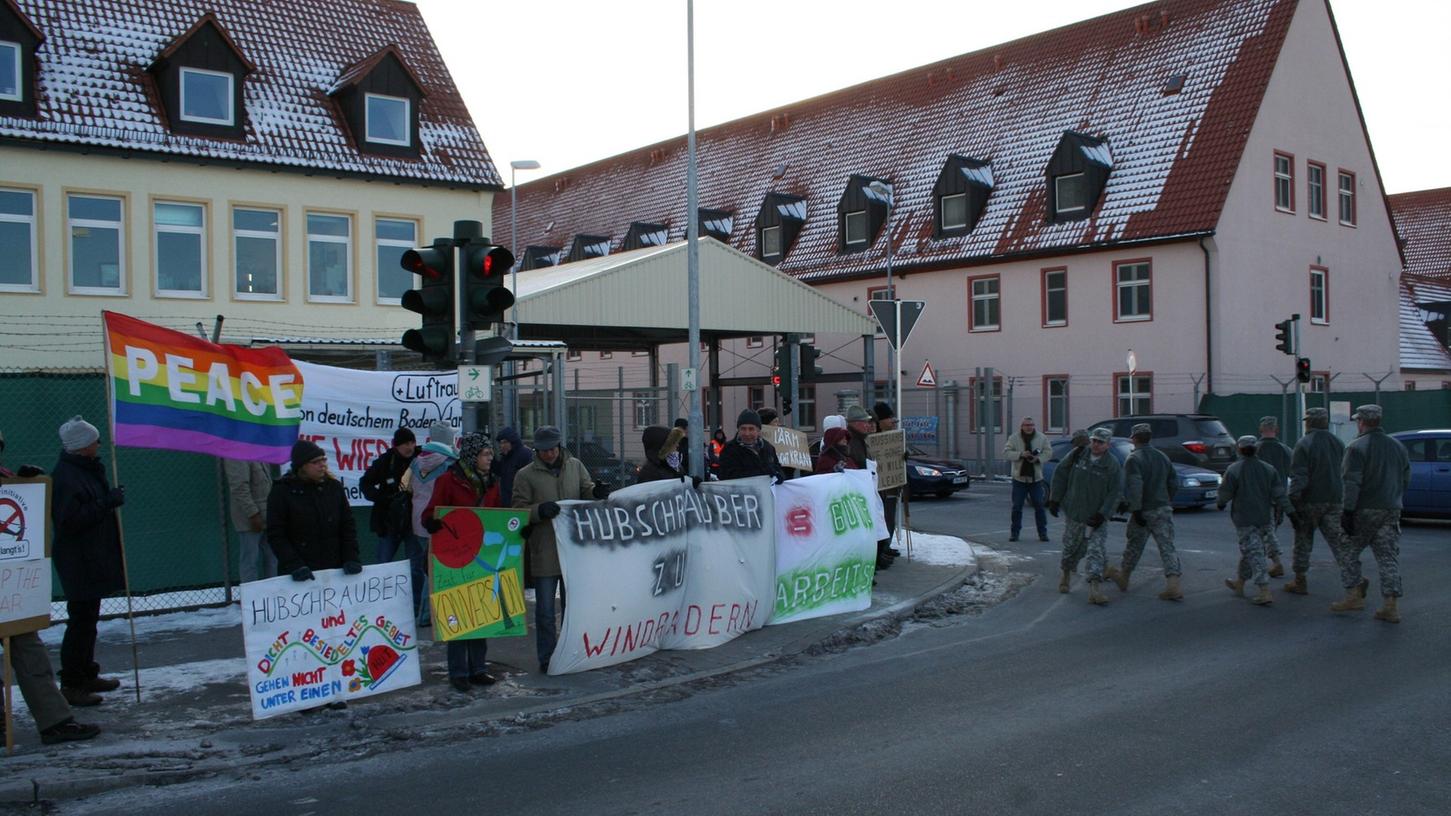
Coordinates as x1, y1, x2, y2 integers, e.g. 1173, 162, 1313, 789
623, 221, 669, 250
365, 93, 410, 146
699, 208, 733, 243
836, 176, 889, 253
521, 246, 560, 271
179, 68, 235, 125
1046, 131, 1112, 223
566, 234, 611, 263
761, 225, 782, 258
0, 40, 20, 102
754, 192, 806, 265
933, 156, 993, 237
0, 1, 42, 118
843, 210, 867, 245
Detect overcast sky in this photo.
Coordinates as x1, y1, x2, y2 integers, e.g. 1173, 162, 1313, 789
417, 0, 1450, 195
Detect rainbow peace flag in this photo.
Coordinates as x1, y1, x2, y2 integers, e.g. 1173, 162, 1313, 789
102, 311, 304, 463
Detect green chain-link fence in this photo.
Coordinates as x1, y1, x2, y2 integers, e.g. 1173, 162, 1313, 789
1198, 388, 1451, 444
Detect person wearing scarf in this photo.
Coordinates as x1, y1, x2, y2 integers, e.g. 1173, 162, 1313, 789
814, 427, 861, 474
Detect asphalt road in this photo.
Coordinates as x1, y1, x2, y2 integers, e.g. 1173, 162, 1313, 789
68, 480, 1450, 815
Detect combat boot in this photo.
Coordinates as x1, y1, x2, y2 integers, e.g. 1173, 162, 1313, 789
1058, 570, 1071, 594
1282, 573, 1308, 595
1223, 577, 1244, 597
1250, 585, 1273, 606
1087, 580, 1109, 605
1157, 575, 1183, 601
1106, 565, 1131, 592
1329, 587, 1366, 613
1374, 596, 1400, 624
1267, 558, 1285, 579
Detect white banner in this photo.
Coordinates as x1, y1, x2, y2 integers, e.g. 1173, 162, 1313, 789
0, 479, 51, 637
549, 477, 776, 675
294, 361, 461, 505
240, 563, 421, 719
769, 470, 886, 625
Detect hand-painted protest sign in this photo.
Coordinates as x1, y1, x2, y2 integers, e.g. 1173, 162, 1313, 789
429, 507, 528, 641
867, 429, 907, 491
761, 425, 811, 471
0, 478, 51, 638
102, 311, 302, 463
770, 470, 887, 625
294, 361, 461, 505
549, 477, 776, 675
240, 563, 420, 719
902, 416, 938, 446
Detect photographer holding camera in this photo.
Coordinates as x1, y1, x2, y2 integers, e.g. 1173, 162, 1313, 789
1004, 416, 1051, 542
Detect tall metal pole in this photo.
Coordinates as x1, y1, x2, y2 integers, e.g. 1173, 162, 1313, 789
886, 204, 895, 410
685, 0, 704, 479
507, 166, 519, 429
1292, 314, 1305, 445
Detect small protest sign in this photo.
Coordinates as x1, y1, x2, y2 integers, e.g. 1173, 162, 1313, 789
0, 478, 51, 638
761, 425, 811, 471
429, 507, 528, 641
867, 429, 907, 492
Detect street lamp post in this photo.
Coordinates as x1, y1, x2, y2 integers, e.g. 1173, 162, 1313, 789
867, 180, 895, 410
507, 159, 540, 428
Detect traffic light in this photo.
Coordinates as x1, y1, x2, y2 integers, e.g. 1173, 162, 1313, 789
400, 240, 456, 363
772, 344, 794, 387
1296, 357, 1311, 383
459, 239, 515, 329
1274, 319, 1295, 355
799, 343, 823, 381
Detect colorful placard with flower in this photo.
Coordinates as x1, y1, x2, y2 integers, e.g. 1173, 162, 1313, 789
428, 507, 528, 641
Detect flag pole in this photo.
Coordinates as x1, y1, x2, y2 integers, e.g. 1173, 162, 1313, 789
100, 312, 143, 704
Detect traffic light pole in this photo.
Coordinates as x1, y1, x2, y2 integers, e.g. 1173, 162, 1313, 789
1292, 312, 1304, 443
787, 334, 800, 430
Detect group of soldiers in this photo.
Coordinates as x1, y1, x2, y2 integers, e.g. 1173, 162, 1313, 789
1043, 405, 1410, 621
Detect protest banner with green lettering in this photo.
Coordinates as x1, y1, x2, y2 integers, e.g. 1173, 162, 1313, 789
429, 507, 528, 641
769, 470, 887, 625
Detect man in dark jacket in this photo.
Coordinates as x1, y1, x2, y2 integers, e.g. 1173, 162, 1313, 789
267, 440, 360, 581
491, 426, 532, 507
1330, 404, 1411, 623
1057, 427, 1122, 604
718, 409, 783, 482
845, 404, 896, 569
1257, 416, 1294, 579
1218, 436, 1291, 606
1284, 407, 1346, 595
359, 427, 417, 564
1106, 423, 1182, 600
637, 425, 688, 483
49, 416, 127, 706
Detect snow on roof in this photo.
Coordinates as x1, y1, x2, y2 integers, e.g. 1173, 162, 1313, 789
1390, 187, 1451, 279
1398, 282, 1451, 371
1, 0, 500, 188
496, 0, 1296, 284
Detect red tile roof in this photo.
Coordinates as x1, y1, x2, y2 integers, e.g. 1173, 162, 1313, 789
0, 0, 500, 188
1390, 187, 1451, 279
496, 0, 1296, 283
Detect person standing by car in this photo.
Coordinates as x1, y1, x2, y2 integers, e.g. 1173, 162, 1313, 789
1217, 436, 1290, 607
1003, 417, 1050, 543
1284, 407, 1345, 596
1106, 423, 1183, 600
1057, 428, 1122, 604
1256, 416, 1294, 579
1330, 405, 1411, 623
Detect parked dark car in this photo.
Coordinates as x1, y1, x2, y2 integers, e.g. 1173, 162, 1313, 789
1391, 430, 1451, 517
1088, 414, 1237, 473
1042, 437, 1221, 510
906, 446, 971, 498
574, 440, 632, 488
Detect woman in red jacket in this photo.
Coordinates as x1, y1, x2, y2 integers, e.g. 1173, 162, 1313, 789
814, 427, 862, 474
423, 432, 500, 692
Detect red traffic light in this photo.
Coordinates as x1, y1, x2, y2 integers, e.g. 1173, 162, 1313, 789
771, 375, 782, 386
464, 244, 514, 278
401, 246, 449, 281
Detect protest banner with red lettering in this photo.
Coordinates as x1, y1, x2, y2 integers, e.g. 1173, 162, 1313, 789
240, 563, 420, 719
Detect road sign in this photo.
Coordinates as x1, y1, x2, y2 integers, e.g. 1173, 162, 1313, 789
457, 365, 492, 403
916, 361, 938, 388
868, 300, 926, 350
682, 367, 698, 391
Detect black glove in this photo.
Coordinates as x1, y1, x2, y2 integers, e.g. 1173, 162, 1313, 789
343, 560, 363, 575
1131, 510, 1146, 527
423, 517, 443, 534
105, 486, 126, 508
1087, 512, 1105, 528
16, 464, 42, 478
1216, 502, 1226, 512
591, 483, 610, 500
691, 475, 703, 490
538, 501, 561, 520
291, 566, 315, 582
1116, 501, 1130, 515
1341, 512, 1356, 537
520, 523, 535, 540
1047, 501, 1060, 517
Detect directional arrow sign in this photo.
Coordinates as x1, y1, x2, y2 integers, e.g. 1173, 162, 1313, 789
456, 365, 492, 403
868, 299, 926, 350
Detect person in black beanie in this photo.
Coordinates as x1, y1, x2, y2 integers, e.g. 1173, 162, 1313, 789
359, 426, 418, 565
267, 439, 360, 582
718, 409, 783, 481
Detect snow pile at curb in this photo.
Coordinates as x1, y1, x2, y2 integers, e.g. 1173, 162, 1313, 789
891, 531, 976, 568
39, 604, 242, 646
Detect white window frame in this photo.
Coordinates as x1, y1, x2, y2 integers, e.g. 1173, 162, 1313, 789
179, 67, 235, 126
1114, 261, 1152, 322
1310, 374, 1328, 394
940, 192, 967, 230
364, 93, 411, 147
374, 217, 417, 305
748, 385, 765, 410
1055, 173, 1087, 214
67, 193, 126, 296
306, 212, 353, 303
1045, 377, 1069, 433
0, 186, 38, 292
153, 201, 207, 298
233, 207, 283, 300
1338, 171, 1356, 226
1116, 374, 1152, 417
761, 225, 782, 258
1273, 153, 1293, 212
970, 275, 1000, 331
843, 209, 867, 245
1307, 163, 1326, 220
0, 40, 21, 102
1043, 268, 1067, 327
1310, 267, 1328, 325
632, 391, 655, 428
746, 335, 764, 349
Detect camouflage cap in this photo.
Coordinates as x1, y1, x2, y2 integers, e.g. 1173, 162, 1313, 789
1070, 429, 1090, 443
1236, 434, 1259, 449
1090, 427, 1112, 442
1130, 422, 1152, 436
1259, 416, 1278, 429
1351, 404, 1382, 421
1303, 407, 1328, 420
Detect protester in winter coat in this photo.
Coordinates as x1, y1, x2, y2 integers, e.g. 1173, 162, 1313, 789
810, 414, 847, 457
0, 431, 101, 743
1256, 416, 1294, 579
637, 425, 688, 483
1217, 435, 1291, 606
491, 426, 532, 507
718, 410, 784, 482
422, 433, 500, 691
49, 416, 126, 706
1003, 416, 1050, 543
707, 429, 727, 475
844, 404, 896, 569
266, 439, 360, 579
223, 457, 276, 582
1284, 407, 1346, 596
813, 427, 861, 474
1056, 427, 1123, 604
1106, 423, 1183, 600
1330, 404, 1411, 622
407, 422, 458, 627
512, 426, 604, 673
359, 427, 417, 565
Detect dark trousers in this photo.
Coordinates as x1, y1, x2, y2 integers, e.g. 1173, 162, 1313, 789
60, 598, 102, 687
533, 576, 567, 668
446, 638, 489, 679
1011, 479, 1048, 536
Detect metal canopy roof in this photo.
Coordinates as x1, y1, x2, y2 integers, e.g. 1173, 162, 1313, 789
512, 238, 877, 350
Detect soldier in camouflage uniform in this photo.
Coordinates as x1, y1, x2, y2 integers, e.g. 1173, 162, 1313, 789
1284, 407, 1346, 595
1330, 405, 1411, 623
1105, 423, 1183, 600
1217, 435, 1291, 606
1053, 427, 1122, 605
1256, 416, 1294, 579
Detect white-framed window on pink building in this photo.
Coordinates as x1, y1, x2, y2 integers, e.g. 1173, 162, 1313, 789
1113, 260, 1152, 322
1307, 161, 1327, 220
1310, 266, 1328, 324
1337, 170, 1357, 226
1115, 372, 1152, 416
969, 274, 1000, 331
1043, 376, 1069, 433
1273, 152, 1294, 212
1042, 267, 1067, 327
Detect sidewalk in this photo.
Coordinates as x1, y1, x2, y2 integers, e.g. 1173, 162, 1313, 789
1, 533, 978, 803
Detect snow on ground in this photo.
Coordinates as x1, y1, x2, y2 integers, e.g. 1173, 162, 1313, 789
3, 658, 246, 726
892, 531, 976, 568
38, 604, 241, 646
